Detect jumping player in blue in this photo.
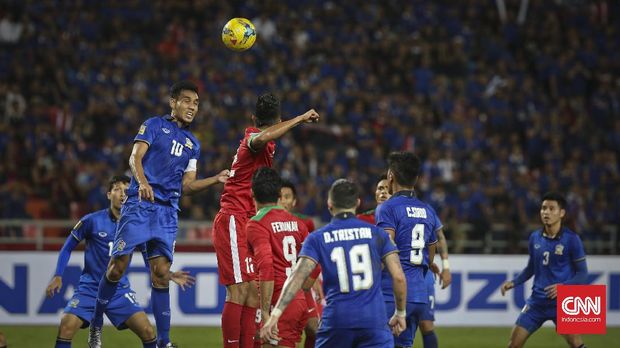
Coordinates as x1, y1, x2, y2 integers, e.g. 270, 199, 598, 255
46, 176, 195, 348
376, 151, 440, 348
261, 179, 408, 348
501, 192, 588, 348
89, 81, 229, 348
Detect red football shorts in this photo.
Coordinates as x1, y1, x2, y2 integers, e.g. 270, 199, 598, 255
304, 290, 319, 320
213, 212, 253, 285
277, 296, 309, 347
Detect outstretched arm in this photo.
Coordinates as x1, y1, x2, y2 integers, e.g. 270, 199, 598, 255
249, 109, 320, 151
501, 255, 534, 296
46, 235, 80, 297
182, 169, 229, 195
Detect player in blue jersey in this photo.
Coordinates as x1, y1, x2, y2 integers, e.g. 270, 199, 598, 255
46, 176, 195, 348
376, 151, 440, 348
501, 192, 588, 348
261, 179, 408, 348
89, 81, 229, 348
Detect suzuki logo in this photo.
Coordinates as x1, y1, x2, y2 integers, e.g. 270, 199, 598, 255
561, 296, 601, 316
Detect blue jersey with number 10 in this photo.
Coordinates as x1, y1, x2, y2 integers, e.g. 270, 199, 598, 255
299, 214, 398, 330
376, 191, 440, 303
126, 115, 200, 210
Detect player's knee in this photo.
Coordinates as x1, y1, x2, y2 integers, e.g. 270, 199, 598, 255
150, 261, 171, 287
226, 282, 249, 303
137, 323, 156, 341
106, 257, 128, 281
58, 320, 79, 339
419, 320, 434, 334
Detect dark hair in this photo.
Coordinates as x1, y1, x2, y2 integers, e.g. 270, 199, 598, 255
281, 180, 297, 198
255, 93, 280, 127
541, 192, 567, 210
387, 151, 421, 186
329, 179, 359, 209
170, 80, 199, 99
108, 175, 130, 192
252, 167, 282, 204
377, 173, 387, 183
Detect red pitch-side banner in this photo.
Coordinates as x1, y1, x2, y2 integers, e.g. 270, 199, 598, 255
557, 285, 606, 335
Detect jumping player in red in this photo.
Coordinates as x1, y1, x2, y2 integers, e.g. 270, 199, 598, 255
247, 168, 315, 347
279, 180, 321, 347
213, 93, 320, 348
356, 174, 390, 224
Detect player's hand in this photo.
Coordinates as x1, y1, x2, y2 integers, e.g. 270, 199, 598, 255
500, 281, 514, 296
544, 283, 559, 299
430, 262, 440, 275
388, 313, 407, 336
46, 276, 62, 297
440, 268, 452, 289
138, 182, 155, 202
170, 270, 196, 291
215, 169, 230, 184
260, 315, 281, 343
299, 109, 320, 123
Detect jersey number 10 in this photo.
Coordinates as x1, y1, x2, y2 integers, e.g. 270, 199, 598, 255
330, 244, 373, 293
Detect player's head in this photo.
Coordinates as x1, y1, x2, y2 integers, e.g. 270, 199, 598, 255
252, 167, 283, 205
252, 92, 281, 128
107, 175, 130, 211
375, 174, 390, 204
169, 80, 199, 126
386, 151, 421, 194
540, 192, 566, 227
328, 179, 360, 214
279, 180, 297, 212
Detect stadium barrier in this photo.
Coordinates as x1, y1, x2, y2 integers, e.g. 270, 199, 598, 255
0, 253, 618, 327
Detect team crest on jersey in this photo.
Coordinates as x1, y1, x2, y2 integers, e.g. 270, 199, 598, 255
117, 239, 126, 252
555, 244, 564, 255
98, 232, 107, 238
69, 298, 80, 308
162, 127, 170, 134
138, 125, 146, 135
185, 138, 193, 150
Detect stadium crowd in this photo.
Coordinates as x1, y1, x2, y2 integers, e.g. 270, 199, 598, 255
0, 0, 618, 253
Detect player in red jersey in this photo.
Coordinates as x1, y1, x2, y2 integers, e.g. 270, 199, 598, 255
356, 174, 390, 224
247, 168, 315, 347
279, 180, 321, 348
213, 93, 320, 348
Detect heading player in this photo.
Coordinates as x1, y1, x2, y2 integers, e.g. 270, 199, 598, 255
261, 179, 408, 347
247, 168, 312, 347
376, 152, 440, 348
501, 192, 588, 348
90, 81, 228, 348
213, 93, 319, 348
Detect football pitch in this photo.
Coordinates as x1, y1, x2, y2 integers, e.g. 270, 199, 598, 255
2, 326, 618, 347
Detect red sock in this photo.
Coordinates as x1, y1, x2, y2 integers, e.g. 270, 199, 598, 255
222, 301, 243, 347
240, 305, 257, 348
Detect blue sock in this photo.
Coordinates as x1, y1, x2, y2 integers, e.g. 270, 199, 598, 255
152, 286, 171, 345
92, 275, 119, 328
422, 331, 438, 348
143, 338, 157, 348
55, 337, 72, 347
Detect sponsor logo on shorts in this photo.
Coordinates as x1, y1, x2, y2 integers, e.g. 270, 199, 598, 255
117, 240, 126, 252
69, 298, 79, 308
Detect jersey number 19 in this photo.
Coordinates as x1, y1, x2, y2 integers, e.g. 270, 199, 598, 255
330, 244, 373, 293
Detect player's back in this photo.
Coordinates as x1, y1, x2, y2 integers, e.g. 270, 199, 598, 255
247, 206, 308, 300
72, 209, 130, 289
376, 191, 440, 303
220, 127, 276, 217
299, 213, 397, 329
126, 115, 200, 210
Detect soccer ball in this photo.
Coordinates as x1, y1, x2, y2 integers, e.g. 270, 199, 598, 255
221, 18, 257, 51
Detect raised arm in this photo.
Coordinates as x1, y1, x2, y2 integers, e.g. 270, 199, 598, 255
129, 141, 154, 202
249, 109, 320, 151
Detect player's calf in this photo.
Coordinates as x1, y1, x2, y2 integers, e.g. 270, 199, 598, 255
56, 313, 83, 346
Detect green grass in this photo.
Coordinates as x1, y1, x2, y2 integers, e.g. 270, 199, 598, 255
1, 326, 618, 347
